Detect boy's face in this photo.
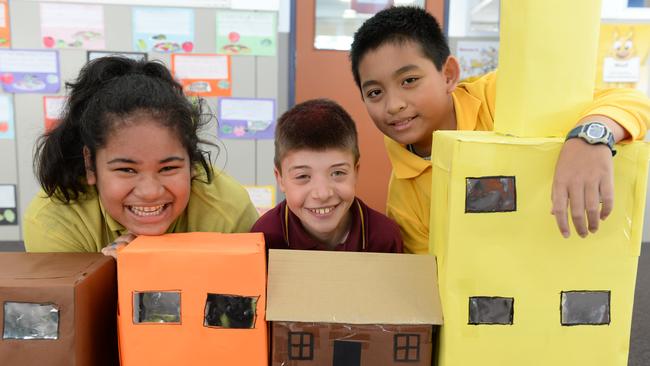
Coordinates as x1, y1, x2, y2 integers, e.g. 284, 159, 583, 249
357, 41, 459, 155
275, 148, 358, 245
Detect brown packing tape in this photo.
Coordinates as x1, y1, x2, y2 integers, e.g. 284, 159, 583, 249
272, 322, 436, 366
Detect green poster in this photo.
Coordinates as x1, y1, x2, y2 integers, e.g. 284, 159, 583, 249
216, 10, 277, 57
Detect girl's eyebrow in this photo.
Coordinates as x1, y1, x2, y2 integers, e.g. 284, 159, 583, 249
106, 156, 185, 164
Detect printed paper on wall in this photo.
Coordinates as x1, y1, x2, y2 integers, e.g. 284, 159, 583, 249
218, 97, 276, 139
0, 184, 17, 225
216, 10, 277, 56
171, 54, 231, 97
0, 49, 60, 94
244, 186, 275, 215
43, 96, 67, 132
0, 0, 10, 48
40, 3, 105, 49
133, 7, 195, 53
596, 24, 650, 95
0, 95, 14, 140
87, 50, 147, 62
456, 40, 499, 81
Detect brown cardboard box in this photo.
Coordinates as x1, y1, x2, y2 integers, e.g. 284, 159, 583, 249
267, 250, 442, 366
0, 253, 117, 366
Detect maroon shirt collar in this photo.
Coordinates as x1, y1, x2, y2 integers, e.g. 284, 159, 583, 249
281, 199, 367, 251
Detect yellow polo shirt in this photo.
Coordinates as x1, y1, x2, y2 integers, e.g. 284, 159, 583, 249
23, 169, 258, 252
386, 71, 650, 254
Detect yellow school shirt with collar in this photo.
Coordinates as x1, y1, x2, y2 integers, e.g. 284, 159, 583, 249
23, 170, 259, 253
385, 71, 650, 254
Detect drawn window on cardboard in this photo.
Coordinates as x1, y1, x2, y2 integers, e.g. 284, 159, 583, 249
204, 294, 258, 329
133, 291, 181, 324
561, 291, 611, 326
2, 302, 59, 340
465, 176, 516, 213
394, 333, 421, 362
468, 296, 514, 325
288, 331, 314, 360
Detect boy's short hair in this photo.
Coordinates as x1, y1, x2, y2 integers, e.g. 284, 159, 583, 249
349, 6, 451, 89
274, 99, 360, 170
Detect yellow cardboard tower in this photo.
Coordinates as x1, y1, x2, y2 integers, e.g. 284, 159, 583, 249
430, 1, 650, 365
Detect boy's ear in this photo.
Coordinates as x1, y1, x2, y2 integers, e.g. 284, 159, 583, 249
273, 166, 286, 193
442, 55, 461, 94
83, 146, 96, 185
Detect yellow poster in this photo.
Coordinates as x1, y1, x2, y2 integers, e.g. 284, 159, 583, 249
597, 24, 650, 94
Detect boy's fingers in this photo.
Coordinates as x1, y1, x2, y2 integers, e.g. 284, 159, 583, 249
584, 183, 600, 233
569, 185, 588, 238
600, 178, 614, 221
551, 186, 570, 238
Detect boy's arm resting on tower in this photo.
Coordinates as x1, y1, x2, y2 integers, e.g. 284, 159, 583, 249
552, 87, 650, 238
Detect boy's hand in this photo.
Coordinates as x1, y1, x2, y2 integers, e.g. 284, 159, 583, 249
551, 116, 628, 238
551, 139, 613, 238
101, 232, 136, 259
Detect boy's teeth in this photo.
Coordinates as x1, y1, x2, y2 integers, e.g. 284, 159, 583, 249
311, 207, 333, 215
129, 204, 165, 216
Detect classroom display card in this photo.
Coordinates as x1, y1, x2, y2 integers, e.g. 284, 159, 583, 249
216, 10, 277, 56
218, 97, 275, 139
0, 95, 14, 140
40, 3, 105, 49
43, 96, 67, 132
0, 184, 16, 225
87, 50, 147, 62
132, 7, 195, 53
171, 54, 231, 97
0, 49, 60, 94
0, 0, 10, 48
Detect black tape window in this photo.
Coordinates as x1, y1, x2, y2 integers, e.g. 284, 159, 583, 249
469, 296, 514, 325
466, 176, 516, 213
3, 302, 59, 340
288, 331, 314, 360
204, 294, 257, 329
394, 333, 420, 362
561, 291, 611, 326
133, 291, 181, 324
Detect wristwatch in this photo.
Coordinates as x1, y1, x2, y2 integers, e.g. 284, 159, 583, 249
566, 122, 617, 156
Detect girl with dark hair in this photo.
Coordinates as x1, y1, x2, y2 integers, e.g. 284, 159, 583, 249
23, 56, 258, 255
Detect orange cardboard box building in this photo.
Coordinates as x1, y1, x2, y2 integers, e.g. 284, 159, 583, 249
116, 232, 267, 366
266, 249, 442, 366
0, 253, 117, 366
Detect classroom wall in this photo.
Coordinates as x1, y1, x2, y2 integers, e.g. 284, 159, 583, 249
0, 1, 288, 243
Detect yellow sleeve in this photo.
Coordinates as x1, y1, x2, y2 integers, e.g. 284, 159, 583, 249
580, 88, 650, 142
385, 176, 430, 255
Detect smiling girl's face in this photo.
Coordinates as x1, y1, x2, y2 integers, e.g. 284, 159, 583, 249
84, 114, 191, 235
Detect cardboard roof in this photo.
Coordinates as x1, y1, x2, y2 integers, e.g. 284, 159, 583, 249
266, 250, 443, 325
0, 253, 113, 287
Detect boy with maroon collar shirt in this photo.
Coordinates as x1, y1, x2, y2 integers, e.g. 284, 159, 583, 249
251, 99, 403, 253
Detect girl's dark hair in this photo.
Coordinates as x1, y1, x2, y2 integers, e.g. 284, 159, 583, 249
34, 56, 213, 203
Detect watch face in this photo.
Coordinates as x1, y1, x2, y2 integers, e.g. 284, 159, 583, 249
586, 123, 606, 139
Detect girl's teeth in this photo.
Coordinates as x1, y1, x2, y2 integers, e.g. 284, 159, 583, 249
130, 205, 165, 216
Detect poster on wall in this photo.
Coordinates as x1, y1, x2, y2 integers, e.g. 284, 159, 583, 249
0, 0, 10, 48
132, 7, 195, 53
40, 3, 105, 49
171, 54, 231, 97
43, 96, 67, 132
87, 50, 148, 62
216, 10, 277, 56
0, 95, 14, 140
596, 24, 650, 95
456, 40, 499, 81
244, 185, 275, 216
0, 49, 60, 93
0, 184, 17, 225
218, 97, 276, 139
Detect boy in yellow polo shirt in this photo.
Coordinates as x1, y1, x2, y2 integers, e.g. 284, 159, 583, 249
349, 6, 650, 253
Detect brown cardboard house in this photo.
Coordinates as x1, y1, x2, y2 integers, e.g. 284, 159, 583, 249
266, 249, 442, 366
0, 253, 117, 366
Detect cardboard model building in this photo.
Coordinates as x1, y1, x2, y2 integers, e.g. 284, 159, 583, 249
266, 249, 442, 366
117, 232, 267, 366
429, 1, 650, 365
0, 253, 117, 366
